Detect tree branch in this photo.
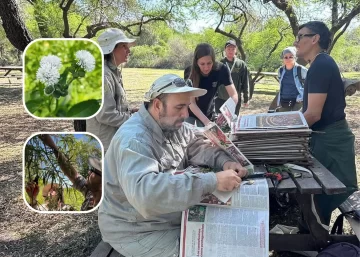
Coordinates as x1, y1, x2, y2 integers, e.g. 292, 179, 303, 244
331, 3, 360, 32
213, 0, 247, 60
332, 0, 338, 28
328, 19, 351, 53
59, 0, 75, 38
269, 0, 299, 36
251, 28, 285, 84
73, 14, 89, 37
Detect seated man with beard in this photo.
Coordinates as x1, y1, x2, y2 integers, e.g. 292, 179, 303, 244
99, 74, 247, 257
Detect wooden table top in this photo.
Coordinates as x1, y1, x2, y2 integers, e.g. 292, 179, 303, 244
0, 66, 22, 70
256, 157, 347, 195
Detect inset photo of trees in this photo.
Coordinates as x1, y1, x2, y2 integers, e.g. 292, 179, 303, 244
24, 133, 102, 212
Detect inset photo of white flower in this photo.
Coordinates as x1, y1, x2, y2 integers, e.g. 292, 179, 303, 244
23, 39, 103, 118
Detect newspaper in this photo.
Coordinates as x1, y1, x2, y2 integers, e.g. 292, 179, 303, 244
219, 97, 237, 127
235, 111, 308, 130
180, 178, 269, 257
184, 122, 254, 174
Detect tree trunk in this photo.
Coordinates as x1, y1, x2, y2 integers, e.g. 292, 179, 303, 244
0, 0, 33, 51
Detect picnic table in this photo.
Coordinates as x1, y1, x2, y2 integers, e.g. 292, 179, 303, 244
91, 155, 359, 256
0, 66, 23, 84
266, 157, 359, 251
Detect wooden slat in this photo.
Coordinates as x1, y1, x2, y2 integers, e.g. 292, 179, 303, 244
275, 173, 297, 193
254, 165, 274, 193
309, 158, 347, 194
291, 174, 323, 194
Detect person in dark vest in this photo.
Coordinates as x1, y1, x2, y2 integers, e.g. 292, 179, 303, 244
276, 46, 308, 112
184, 43, 238, 126
295, 21, 357, 225
216, 40, 250, 115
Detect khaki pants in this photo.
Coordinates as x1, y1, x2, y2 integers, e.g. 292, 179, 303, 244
109, 229, 180, 257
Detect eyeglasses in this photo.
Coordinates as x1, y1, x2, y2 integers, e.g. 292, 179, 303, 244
283, 56, 294, 59
156, 78, 192, 92
90, 167, 102, 177
295, 33, 316, 43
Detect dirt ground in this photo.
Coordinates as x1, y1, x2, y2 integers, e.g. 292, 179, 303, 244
1, 80, 359, 257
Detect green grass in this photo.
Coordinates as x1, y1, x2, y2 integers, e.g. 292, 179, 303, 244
122, 68, 183, 103
122, 68, 360, 103
25, 184, 84, 211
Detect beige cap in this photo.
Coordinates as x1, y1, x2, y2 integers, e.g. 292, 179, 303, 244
144, 74, 207, 100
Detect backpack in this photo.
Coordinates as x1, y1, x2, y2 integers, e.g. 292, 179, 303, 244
317, 242, 360, 257
279, 66, 305, 87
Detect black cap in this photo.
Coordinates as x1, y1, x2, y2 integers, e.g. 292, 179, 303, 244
225, 40, 237, 48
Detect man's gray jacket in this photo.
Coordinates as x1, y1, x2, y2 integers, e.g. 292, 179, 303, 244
98, 104, 234, 248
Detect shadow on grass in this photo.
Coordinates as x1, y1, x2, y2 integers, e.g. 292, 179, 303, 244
0, 85, 22, 105
254, 90, 278, 96
1, 216, 101, 257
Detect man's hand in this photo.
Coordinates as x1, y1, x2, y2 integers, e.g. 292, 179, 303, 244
38, 134, 58, 150
243, 101, 249, 108
223, 161, 247, 178
215, 170, 241, 191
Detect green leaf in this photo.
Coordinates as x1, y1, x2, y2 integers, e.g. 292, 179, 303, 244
66, 100, 100, 117
26, 100, 42, 113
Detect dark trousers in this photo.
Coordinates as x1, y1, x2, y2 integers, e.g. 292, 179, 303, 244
311, 119, 358, 225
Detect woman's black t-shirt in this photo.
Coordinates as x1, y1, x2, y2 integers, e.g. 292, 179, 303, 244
188, 63, 233, 119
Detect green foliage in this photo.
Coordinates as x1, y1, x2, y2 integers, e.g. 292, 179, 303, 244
0, 27, 21, 65
243, 18, 294, 71
24, 40, 102, 117
127, 45, 165, 67
331, 27, 360, 72
25, 134, 101, 193
25, 181, 85, 211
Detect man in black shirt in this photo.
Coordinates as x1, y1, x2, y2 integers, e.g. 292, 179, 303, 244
295, 21, 357, 225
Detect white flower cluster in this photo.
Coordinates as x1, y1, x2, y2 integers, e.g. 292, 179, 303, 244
40, 55, 62, 69
36, 55, 61, 94
75, 50, 95, 72
36, 50, 96, 98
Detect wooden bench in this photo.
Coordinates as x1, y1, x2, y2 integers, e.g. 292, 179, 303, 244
90, 241, 124, 257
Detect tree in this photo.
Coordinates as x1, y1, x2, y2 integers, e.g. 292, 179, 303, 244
0, 0, 175, 51
265, 0, 360, 54
0, 0, 33, 52
200, 0, 292, 97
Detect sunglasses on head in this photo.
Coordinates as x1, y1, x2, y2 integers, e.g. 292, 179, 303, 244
156, 78, 193, 92
90, 167, 102, 177
283, 56, 294, 59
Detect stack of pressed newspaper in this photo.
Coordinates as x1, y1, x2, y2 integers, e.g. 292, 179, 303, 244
230, 109, 312, 165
